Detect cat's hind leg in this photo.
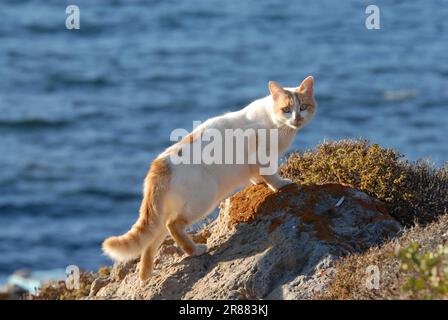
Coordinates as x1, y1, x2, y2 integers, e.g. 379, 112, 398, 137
166, 217, 207, 257
165, 167, 218, 257
139, 229, 168, 280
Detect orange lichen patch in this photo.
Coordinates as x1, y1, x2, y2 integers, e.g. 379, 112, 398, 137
229, 182, 397, 244
229, 183, 343, 242
268, 217, 284, 234
353, 198, 390, 217
294, 184, 354, 242
228, 183, 277, 225
228, 183, 351, 226
298, 210, 338, 242
349, 198, 395, 227
301, 183, 353, 197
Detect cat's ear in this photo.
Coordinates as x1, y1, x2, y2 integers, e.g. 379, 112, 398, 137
269, 81, 287, 101
296, 76, 314, 97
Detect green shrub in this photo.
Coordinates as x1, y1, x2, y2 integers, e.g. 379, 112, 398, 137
280, 139, 448, 226
29, 271, 96, 300
314, 214, 448, 300
396, 243, 448, 299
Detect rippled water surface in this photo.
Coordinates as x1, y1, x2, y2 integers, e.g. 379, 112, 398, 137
0, 0, 447, 278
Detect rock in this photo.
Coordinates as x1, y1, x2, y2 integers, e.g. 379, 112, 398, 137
91, 183, 401, 300
0, 284, 28, 300
89, 277, 110, 297
111, 260, 137, 282
0, 291, 9, 300
6, 268, 66, 296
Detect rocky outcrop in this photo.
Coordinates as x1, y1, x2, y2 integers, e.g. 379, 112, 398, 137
89, 183, 401, 300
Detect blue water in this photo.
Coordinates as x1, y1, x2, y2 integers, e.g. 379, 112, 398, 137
0, 0, 447, 280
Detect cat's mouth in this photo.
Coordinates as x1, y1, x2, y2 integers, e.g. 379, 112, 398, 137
286, 122, 301, 130
287, 119, 303, 129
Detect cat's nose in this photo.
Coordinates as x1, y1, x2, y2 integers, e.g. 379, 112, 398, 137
293, 116, 301, 125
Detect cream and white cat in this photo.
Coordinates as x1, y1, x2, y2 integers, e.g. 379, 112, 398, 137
103, 76, 317, 280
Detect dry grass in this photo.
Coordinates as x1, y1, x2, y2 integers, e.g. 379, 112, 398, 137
280, 140, 448, 226
315, 214, 448, 300
30, 139, 448, 300
28, 271, 97, 300
28, 266, 111, 300
280, 140, 448, 299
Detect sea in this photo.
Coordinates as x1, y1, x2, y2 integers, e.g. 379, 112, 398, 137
0, 0, 447, 283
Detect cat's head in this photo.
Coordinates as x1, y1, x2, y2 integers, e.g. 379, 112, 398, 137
268, 76, 317, 130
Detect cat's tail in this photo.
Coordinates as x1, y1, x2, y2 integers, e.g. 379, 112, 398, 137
102, 157, 170, 261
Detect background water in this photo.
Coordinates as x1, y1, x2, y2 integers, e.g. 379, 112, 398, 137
0, 0, 447, 280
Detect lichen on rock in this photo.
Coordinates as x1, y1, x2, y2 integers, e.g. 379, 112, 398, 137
89, 182, 401, 300
28, 140, 445, 300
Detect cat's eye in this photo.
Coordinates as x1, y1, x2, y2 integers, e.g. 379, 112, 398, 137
300, 104, 309, 111
282, 106, 291, 113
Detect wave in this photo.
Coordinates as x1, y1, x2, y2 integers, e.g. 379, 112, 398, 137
0, 119, 71, 129
44, 75, 114, 92
63, 187, 138, 201
384, 90, 418, 102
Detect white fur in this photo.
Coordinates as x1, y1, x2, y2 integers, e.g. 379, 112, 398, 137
102, 80, 316, 274
158, 81, 316, 226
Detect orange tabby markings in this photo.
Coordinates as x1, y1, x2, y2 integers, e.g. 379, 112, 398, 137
102, 77, 317, 281
179, 130, 202, 145
102, 158, 171, 267
269, 81, 294, 113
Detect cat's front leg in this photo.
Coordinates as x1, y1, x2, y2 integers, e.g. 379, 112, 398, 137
260, 173, 293, 192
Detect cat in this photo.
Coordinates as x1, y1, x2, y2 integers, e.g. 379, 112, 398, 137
102, 76, 317, 280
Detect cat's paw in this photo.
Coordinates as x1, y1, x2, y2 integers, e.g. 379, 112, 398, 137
139, 269, 159, 282
149, 270, 160, 277
191, 244, 208, 257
